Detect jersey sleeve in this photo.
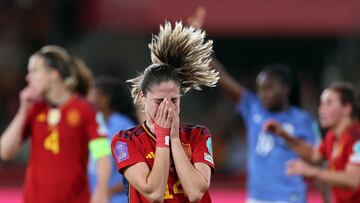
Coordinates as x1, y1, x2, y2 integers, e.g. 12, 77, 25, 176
111, 131, 146, 174
235, 90, 260, 123
191, 126, 215, 171
85, 106, 108, 140
348, 137, 360, 166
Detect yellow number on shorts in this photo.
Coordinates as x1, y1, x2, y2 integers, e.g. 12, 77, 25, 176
44, 130, 60, 154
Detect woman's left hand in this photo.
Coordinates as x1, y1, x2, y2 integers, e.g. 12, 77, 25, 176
168, 100, 179, 139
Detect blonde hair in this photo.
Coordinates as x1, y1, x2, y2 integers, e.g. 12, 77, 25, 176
35, 45, 94, 96
128, 21, 219, 105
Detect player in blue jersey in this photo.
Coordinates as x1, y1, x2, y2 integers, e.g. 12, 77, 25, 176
187, 7, 320, 202
87, 76, 137, 203
213, 60, 320, 202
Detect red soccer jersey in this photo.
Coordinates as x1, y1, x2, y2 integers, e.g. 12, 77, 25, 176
318, 122, 360, 203
22, 94, 107, 203
111, 122, 215, 203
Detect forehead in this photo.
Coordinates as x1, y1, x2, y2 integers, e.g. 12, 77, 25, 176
28, 55, 46, 71
321, 89, 339, 101
146, 80, 180, 99
256, 72, 278, 86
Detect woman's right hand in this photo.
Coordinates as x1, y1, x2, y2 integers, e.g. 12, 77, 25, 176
155, 98, 172, 129
19, 86, 41, 108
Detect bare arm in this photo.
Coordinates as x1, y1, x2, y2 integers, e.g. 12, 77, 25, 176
123, 99, 172, 203
187, 7, 245, 103
90, 156, 112, 203
171, 138, 211, 203
288, 160, 360, 189
168, 99, 211, 202
0, 87, 39, 161
210, 57, 245, 103
264, 120, 323, 163
124, 147, 170, 203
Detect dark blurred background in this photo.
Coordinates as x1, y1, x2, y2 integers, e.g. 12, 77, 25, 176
1, 0, 360, 191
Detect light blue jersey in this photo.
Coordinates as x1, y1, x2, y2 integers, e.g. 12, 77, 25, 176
88, 112, 134, 203
237, 90, 320, 203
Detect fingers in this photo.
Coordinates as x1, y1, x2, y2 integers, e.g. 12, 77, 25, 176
188, 6, 207, 29
155, 98, 172, 128
286, 159, 302, 176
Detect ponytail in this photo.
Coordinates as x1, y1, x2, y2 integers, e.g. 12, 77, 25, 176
35, 45, 94, 96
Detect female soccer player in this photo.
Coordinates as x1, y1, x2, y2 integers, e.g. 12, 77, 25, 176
88, 76, 137, 203
187, 8, 319, 202
111, 22, 218, 203
0, 45, 111, 203
266, 82, 360, 203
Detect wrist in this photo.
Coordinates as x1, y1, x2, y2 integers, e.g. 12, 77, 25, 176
155, 123, 170, 148
309, 166, 321, 178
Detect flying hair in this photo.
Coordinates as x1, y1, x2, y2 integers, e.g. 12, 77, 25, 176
128, 21, 219, 105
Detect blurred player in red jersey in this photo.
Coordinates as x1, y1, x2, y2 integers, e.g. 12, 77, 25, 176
111, 22, 219, 203
265, 82, 360, 203
0, 45, 111, 203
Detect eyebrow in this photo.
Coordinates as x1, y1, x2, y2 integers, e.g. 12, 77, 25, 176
153, 97, 179, 101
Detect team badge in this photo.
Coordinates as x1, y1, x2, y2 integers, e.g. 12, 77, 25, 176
114, 141, 129, 163
47, 108, 61, 127
67, 109, 80, 127
36, 112, 46, 122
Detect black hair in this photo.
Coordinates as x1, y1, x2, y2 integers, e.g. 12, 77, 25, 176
328, 82, 360, 119
95, 76, 137, 123
262, 63, 301, 107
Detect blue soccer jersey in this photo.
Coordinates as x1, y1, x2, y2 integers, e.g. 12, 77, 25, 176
237, 90, 320, 203
88, 112, 134, 203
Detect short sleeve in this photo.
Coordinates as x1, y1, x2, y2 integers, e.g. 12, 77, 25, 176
111, 131, 146, 173
191, 126, 215, 171
348, 139, 360, 166
84, 106, 108, 141
235, 90, 260, 122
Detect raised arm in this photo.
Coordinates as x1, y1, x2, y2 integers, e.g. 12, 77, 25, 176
188, 7, 245, 104
122, 99, 172, 203
210, 57, 245, 103
0, 86, 39, 161
168, 100, 212, 203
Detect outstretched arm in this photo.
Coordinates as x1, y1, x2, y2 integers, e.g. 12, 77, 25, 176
168, 100, 211, 203
288, 160, 360, 189
188, 7, 245, 104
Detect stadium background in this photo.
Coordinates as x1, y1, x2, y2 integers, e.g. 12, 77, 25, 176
1, 0, 360, 202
